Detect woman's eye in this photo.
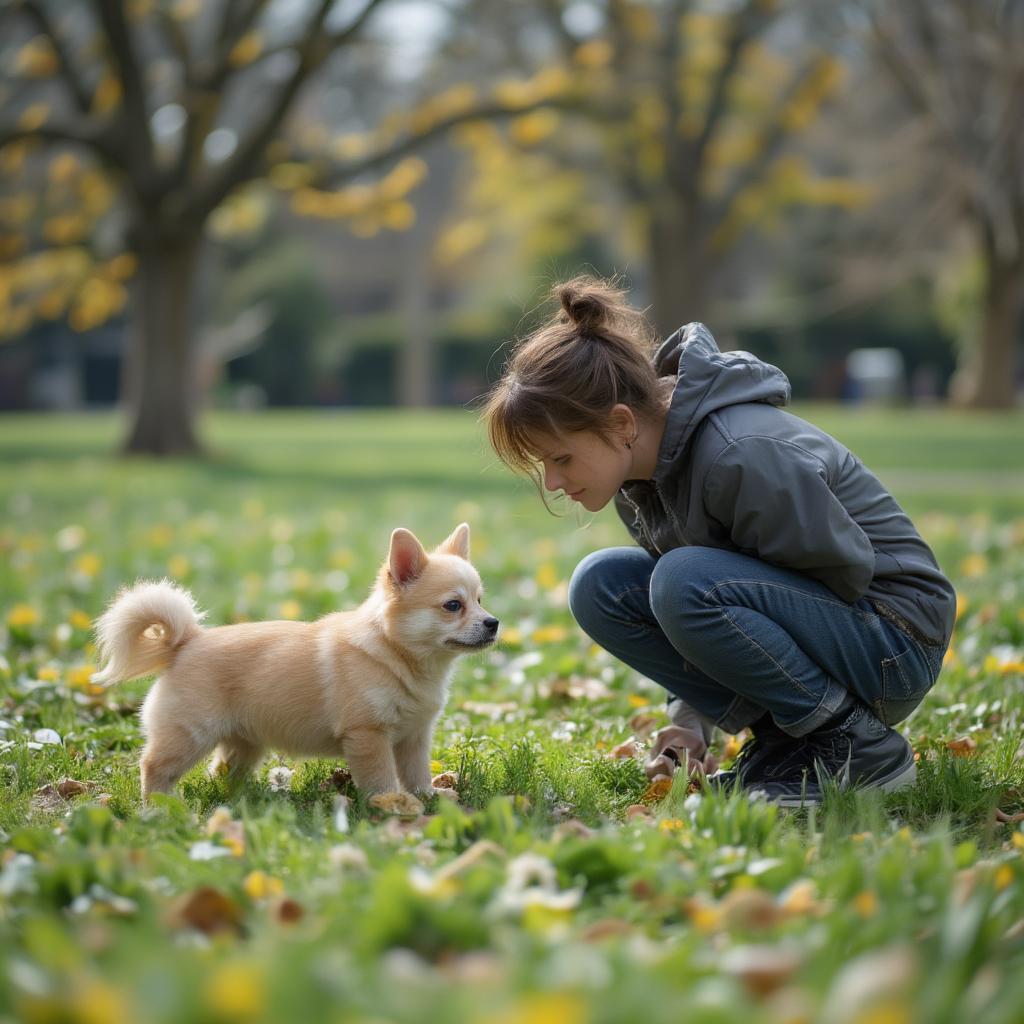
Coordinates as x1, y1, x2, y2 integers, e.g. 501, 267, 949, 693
443, 600, 463, 613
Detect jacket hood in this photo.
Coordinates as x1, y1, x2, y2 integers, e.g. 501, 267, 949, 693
652, 322, 791, 468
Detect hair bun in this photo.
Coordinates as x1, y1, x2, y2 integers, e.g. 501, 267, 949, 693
557, 280, 611, 333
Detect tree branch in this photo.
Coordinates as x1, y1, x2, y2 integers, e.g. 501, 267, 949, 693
20, 0, 92, 112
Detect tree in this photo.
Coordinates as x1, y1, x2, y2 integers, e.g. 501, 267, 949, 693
860, 0, 1024, 408
438, 0, 865, 333
0, 0, 556, 452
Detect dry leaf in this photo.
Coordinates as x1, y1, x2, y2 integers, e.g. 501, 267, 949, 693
56, 778, 90, 798
720, 887, 783, 931
947, 736, 977, 757
552, 819, 595, 841
431, 771, 458, 789
169, 887, 244, 936
720, 944, 802, 998
629, 712, 659, 740
625, 804, 652, 821
368, 792, 424, 817
610, 738, 641, 759
273, 897, 304, 925
641, 776, 673, 803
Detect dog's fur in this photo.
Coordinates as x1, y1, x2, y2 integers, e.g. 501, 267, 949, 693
92, 524, 496, 802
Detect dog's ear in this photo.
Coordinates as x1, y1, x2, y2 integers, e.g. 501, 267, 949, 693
436, 522, 470, 560
388, 528, 428, 586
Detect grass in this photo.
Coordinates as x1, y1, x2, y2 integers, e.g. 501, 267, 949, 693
1, 407, 1023, 1024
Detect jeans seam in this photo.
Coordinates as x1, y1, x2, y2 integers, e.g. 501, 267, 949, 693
718, 607, 818, 702
701, 579, 879, 626
583, 585, 660, 632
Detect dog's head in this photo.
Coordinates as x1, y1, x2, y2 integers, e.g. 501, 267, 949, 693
378, 523, 498, 657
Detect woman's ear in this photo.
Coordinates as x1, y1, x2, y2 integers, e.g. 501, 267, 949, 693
608, 403, 638, 445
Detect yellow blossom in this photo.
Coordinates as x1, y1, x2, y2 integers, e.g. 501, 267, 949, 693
994, 864, 1014, 891
204, 962, 266, 1019
71, 979, 134, 1024
853, 889, 878, 918
959, 553, 989, 578
1013, 831, 1024, 851
535, 562, 559, 589
67, 664, 98, 689
627, 694, 648, 709
243, 870, 284, 901
73, 553, 101, 577
37, 666, 60, 681
7, 604, 39, 627
167, 554, 190, 578
659, 818, 685, 832
501, 627, 523, 647
279, 600, 302, 620
492, 993, 588, 1024
532, 625, 567, 644
69, 610, 93, 630
955, 592, 968, 621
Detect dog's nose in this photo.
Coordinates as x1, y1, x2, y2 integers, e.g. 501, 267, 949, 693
483, 617, 499, 633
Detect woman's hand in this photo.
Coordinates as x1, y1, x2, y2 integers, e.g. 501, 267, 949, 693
644, 725, 719, 780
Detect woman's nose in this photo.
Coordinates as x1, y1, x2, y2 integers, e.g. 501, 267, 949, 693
543, 465, 561, 492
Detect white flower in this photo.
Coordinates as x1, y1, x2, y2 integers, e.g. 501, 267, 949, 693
328, 843, 368, 871
505, 853, 557, 892
333, 796, 350, 833
267, 765, 294, 792
188, 841, 232, 861
32, 728, 61, 746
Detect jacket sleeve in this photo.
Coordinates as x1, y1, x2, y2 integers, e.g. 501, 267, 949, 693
702, 435, 875, 603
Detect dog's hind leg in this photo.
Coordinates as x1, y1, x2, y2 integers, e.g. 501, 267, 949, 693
140, 725, 215, 803
208, 737, 263, 783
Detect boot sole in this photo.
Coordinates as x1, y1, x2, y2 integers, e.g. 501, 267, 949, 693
765, 755, 917, 808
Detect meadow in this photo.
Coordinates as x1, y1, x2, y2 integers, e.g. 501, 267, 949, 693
1, 407, 1023, 1024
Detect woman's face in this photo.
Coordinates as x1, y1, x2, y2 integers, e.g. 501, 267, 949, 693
528, 429, 631, 512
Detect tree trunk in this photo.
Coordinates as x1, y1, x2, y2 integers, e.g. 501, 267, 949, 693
647, 201, 713, 336
121, 229, 204, 455
397, 235, 434, 407
959, 251, 1023, 409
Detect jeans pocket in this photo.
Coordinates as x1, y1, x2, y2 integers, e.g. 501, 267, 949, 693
877, 644, 933, 726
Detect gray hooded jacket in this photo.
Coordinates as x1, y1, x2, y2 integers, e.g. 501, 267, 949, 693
614, 323, 956, 741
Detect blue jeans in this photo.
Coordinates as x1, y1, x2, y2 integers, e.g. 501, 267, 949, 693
568, 546, 947, 736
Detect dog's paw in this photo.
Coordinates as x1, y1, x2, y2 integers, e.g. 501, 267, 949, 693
368, 791, 424, 817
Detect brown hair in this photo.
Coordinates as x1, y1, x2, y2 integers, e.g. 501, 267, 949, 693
481, 275, 664, 495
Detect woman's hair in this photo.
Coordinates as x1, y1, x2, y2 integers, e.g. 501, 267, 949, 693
481, 275, 663, 489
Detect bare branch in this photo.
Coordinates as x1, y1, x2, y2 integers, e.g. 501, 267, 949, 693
20, 0, 92, 111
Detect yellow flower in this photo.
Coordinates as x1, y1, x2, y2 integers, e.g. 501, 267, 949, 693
1013, 831, 1024, 851
167, 554, 190, 578
954, 592, 968, 621
279, 600, 302, 621
73, 553, 101, 577
71, 979, 134, 1024
959, 553, 989, 578
491, 993, 588, 1024
243, 870, 284, 901
723, 735, 743, 760
204, 962, 266, 1019
685, 897, 722, 934
535, 562, 559, 589
851, 1002, 912, 1024
7, 604, 38, 627
37, 666, 60, 681
67, 664, 99, 690
501, 627, 523, 647
853, 889, 878, 918
531, 625, 567, 644
994, 864, 1014, 891
626, 694, 649, 709
69, 610, 92, 630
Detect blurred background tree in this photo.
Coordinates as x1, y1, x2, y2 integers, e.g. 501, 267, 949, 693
0, 0, 554, 453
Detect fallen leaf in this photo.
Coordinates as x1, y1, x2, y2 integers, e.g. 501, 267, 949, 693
56, 778, 90, 798
610, 738, 641, 759
947, 736, 977, 757
629, 712, 659, 739
431, 771, 458, 789
273, 897, 304, 925
720, 887, 783, 930
720, 944, 802, 998
368, 792, 424, 817
640, 776, 673, 803
624, 804, 652, 821
169, 887, 244, 936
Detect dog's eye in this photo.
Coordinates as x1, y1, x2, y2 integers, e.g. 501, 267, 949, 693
442, 599, 463, 613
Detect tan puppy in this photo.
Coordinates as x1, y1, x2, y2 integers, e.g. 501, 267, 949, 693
92, 524, 497, 802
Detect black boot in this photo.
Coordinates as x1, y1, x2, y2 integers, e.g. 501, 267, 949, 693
753, 703, 916, 807
708, 713, 793, 791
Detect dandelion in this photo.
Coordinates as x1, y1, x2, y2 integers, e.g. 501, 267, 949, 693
204, 962, 266, 1019
72, 553, 101, 577
243, 871, 283, 901
68, 610, 92, 630
532, 624, 567, 644
279, 600, 302, 620
267, 765, 294, 792
7, 604, 38, 628
167, 554, 190, 578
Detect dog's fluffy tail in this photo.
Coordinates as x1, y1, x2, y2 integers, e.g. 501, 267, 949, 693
92, 579, 204, 686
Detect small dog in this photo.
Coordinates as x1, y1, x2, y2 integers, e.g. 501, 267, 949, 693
92, 523, 497, 802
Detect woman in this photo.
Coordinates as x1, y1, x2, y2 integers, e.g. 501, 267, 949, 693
481, 276, 954, 805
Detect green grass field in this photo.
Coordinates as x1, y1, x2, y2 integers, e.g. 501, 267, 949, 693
1, 408, 1023, 1024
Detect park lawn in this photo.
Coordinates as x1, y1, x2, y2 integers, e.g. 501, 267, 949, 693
1, 408, 1023, 1024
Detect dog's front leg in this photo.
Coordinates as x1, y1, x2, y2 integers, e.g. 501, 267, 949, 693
394, 722, 436, 795
343, 727, 402, 795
